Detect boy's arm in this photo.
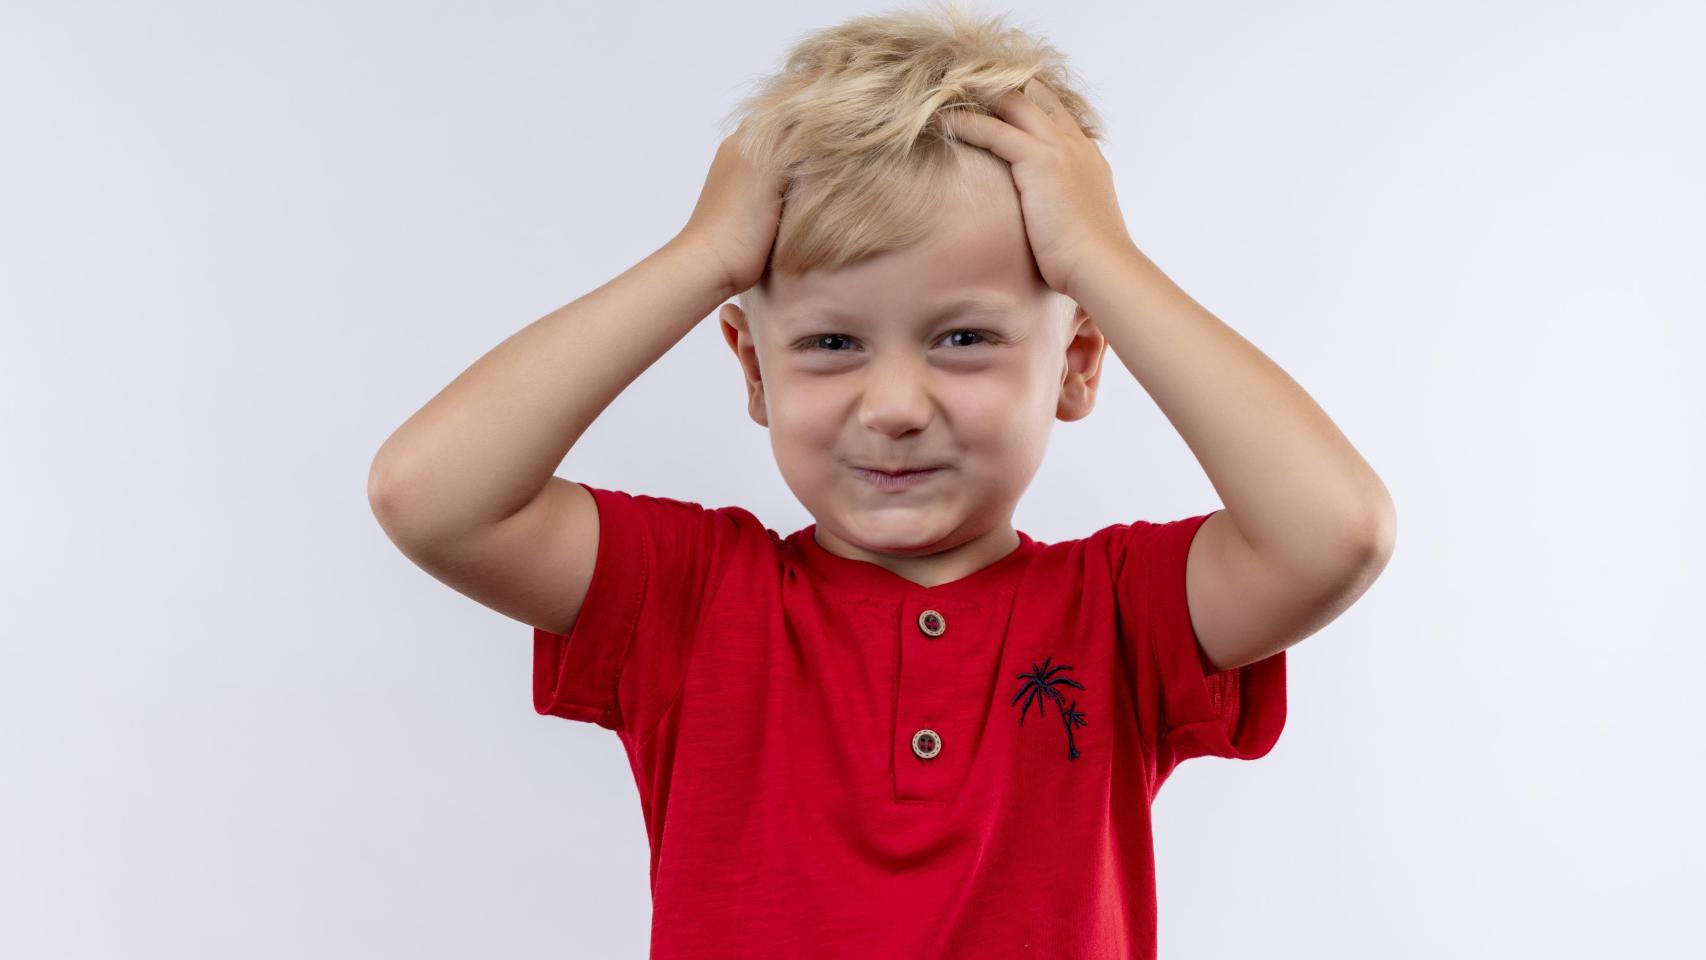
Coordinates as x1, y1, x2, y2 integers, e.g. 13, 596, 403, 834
369, 122, 781, 639
1074, 241, 1398, 675
369, 233, 730, 539
942, 80, 1395, 680
366, 234, 731, 634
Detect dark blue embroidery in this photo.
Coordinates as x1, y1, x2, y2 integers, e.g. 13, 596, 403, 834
1011, 654, 1088, 760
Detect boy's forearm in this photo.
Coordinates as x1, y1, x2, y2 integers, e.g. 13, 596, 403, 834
369, 234, 732, 544
1072, 242, 1396, 570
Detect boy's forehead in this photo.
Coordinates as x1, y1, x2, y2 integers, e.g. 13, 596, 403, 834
765, 178, 1045, 324
776, 290, 1019, 326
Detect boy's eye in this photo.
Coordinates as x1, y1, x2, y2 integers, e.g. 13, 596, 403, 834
793, 329, 998, 352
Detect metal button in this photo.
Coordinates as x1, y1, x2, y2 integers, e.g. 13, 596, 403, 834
911, 728, 942, 759
917, 609, 946, 637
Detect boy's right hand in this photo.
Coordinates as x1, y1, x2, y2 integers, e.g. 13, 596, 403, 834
676, 121, 788, 299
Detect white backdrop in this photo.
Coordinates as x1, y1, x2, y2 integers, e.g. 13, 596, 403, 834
5, 1, 1702, 957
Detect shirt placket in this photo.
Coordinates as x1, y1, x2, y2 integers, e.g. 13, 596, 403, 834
893, 593, 988, 803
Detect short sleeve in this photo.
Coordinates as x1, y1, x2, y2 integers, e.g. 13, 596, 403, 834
532, 483, 746, 741
1113, 509, 1287, 785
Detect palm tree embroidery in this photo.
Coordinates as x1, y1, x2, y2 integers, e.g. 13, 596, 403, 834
1010, 654, 1089, 760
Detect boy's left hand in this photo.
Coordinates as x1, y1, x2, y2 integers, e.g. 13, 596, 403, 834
939, 80, 1135, 302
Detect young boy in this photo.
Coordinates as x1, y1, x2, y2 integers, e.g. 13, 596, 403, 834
369, 4, 1395, 956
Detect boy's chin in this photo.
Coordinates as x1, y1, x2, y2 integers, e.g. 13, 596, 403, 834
831, 507, 961, 545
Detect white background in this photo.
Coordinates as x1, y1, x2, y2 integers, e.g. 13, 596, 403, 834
4, 1, 1702, 956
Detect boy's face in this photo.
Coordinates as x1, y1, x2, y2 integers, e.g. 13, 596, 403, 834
718, 161, 1109, 582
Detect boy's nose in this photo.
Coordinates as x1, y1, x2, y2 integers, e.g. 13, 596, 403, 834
855, 362, 935, 435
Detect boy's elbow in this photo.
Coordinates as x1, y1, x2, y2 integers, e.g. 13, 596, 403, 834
1362, 494, 1397, 565
1342, 497, 1396, 591
367, 452, 432, 546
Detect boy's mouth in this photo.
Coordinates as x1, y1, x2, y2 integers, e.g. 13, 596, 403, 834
857, 464, 944, 475
852, 465, 946, 490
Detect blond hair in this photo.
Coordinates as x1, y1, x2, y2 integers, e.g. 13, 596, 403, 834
719, 0, 1104, 321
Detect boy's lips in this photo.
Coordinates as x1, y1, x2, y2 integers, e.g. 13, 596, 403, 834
851, 464, 947, 491
855, 464, 945, 475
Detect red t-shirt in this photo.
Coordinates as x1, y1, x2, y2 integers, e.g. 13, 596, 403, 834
533, 483, 1286, 958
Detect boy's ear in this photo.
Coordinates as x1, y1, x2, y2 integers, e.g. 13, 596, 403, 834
718, 302, 769, 428
1057, 303, 1106, 423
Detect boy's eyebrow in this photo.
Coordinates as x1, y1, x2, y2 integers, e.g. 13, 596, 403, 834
780, 295, 1018, 328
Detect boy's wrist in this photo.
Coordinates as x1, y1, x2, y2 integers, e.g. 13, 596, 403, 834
662, 231, 742, 304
